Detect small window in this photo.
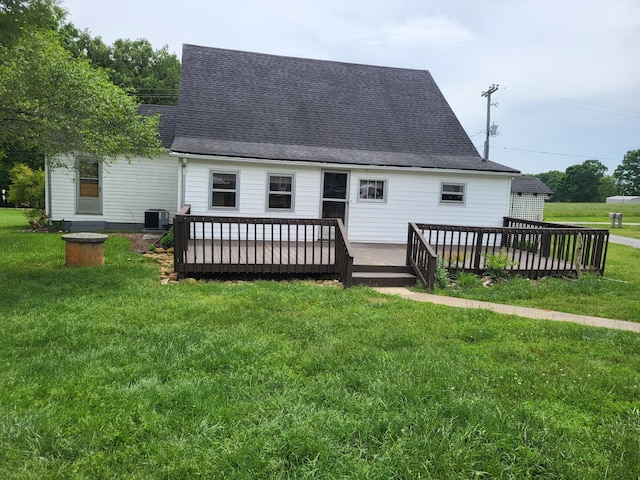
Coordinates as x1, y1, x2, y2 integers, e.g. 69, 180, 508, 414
211, 171, 238, 209
441, 183, 465, 204
359, 179, 387, 202
267, 174, 294, 210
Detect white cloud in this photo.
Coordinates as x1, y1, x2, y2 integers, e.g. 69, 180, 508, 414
371, 14, 478, 48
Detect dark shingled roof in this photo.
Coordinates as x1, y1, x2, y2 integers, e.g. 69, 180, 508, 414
511, 176, 554, 195
171, 45, 519, 174
138, 104, 177, 148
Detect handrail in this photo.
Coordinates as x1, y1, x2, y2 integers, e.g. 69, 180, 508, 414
173, 215, 355, 287
177, 204, 191, 215
415, 222, 609, 277
407, 222, 438, 289
335, 219, 355, 287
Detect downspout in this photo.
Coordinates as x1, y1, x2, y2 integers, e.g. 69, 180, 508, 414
180, 157, 187, 209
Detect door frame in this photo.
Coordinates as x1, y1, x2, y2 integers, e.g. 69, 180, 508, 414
75, 156, 103, 215
320, 169, 350, 227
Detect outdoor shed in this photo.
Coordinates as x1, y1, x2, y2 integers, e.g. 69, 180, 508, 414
606, 196, 640, 204
509, 176, 553, 222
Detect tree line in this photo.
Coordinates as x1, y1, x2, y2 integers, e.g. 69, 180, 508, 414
0, 0, 180, 208
529, 150, 640, 202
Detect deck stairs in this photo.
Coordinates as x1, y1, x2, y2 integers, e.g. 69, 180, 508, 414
351, 264, 417, 287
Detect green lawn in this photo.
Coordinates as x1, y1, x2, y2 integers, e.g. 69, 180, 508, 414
543, 202, 640, 239
432, 202, 640, 321
1, 208, 639, 478
437, 241, 640, 322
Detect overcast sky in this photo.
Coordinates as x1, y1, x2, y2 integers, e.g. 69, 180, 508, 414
61, 0, 640, 174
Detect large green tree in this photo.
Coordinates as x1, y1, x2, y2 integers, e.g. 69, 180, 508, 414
532, 170, 565, 202
613, 149, 640, 195
557, 159, 608, 203
0, 0, 162, 164
60, 26, 180, 105
0, 0, 63, 46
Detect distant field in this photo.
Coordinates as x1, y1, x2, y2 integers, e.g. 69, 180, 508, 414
545, 202, 640, 223
543, 203, 640, 239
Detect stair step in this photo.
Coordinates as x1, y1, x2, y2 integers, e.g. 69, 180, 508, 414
352, 271, 417, 287
353, 264, 412, 274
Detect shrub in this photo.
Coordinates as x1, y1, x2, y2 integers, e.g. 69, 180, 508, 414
454, 271, 482, 288
7, 164, 47, 229
483, 248, 518, 280
434, 259, 450, 289
160, 227, 174, 248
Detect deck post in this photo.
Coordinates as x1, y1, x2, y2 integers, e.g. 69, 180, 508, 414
473, 229, 484, 273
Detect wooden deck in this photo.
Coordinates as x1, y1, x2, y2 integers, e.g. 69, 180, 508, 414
173, 215, 609, 288
180, 241, 577, 272
179, 239, 336, 274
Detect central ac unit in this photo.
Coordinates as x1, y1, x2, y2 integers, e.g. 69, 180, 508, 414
144, 209, 169, 230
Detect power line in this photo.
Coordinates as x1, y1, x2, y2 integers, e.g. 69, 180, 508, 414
488, 145, 620, 162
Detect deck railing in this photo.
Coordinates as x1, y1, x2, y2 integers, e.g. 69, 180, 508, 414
412, 219, 609, 279
173, 215, 355, 286
407, 223, 438, 289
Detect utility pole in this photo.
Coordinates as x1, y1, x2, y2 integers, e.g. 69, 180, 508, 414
481, 84, 498, 161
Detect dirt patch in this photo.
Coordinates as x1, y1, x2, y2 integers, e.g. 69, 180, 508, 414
112, 232, 161, 253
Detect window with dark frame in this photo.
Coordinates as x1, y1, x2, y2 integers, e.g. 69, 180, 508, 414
267, 174, 294, 210
359, 179, 386, 201
211, 171, 238, 208
440, 183, 465, 204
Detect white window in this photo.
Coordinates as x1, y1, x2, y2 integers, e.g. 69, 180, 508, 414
210, 171, 238, 209
267, 173, 294, 210
440, 183, 465, 204
359, 179, 387, 202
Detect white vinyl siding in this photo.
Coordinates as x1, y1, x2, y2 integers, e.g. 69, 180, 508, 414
48, 154, 179, 224
185, 159, 320, 219
347, 170, 511, 243
183, 158, 512, 244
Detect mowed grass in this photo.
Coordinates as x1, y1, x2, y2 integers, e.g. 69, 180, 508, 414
434, 202, 640, 321
438, 242, 640, 322
545, 202, 640, 239
1, 208, 640, 478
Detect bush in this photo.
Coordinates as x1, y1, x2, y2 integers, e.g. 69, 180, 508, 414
434, 260, 450, 289
160, 226, 174, 248
7, 164, 47, 229
454, 271, 482, 288
483, 248, 518, 280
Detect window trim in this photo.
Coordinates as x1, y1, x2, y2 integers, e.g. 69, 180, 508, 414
358, 178, 388, 203
75, 155, 102, 215
266, 172, 295, 211
440, 182, 466, 205
209, 170, 239, 210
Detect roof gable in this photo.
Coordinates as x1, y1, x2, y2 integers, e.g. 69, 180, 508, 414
172, 45, 519, 173
511, 176, 554, 195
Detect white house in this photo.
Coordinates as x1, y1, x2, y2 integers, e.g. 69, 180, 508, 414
47, 44, 520, 242
46, 105, 179, 231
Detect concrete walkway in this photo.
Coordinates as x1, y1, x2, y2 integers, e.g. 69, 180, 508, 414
374, 287, 640, 333
609, 235, 640, 248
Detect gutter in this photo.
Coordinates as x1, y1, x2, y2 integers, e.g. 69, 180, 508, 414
168, 151, 519, 177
